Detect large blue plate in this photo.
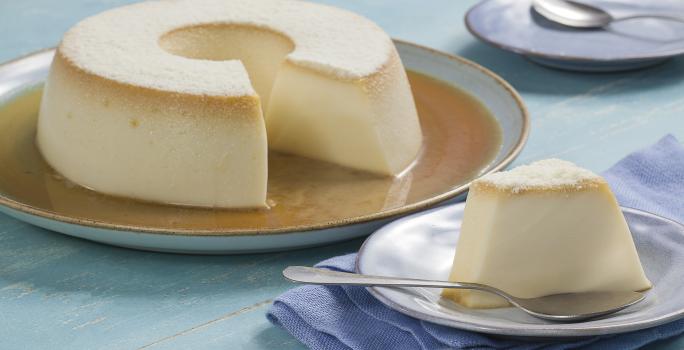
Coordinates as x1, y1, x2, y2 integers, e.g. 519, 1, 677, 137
0, 42, 528, 254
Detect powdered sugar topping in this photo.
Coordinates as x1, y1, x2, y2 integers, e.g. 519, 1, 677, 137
58, 0, 393, 96
477, 159, 603, 193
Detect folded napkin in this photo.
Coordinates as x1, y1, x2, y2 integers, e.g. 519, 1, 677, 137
268, 135, 684, 350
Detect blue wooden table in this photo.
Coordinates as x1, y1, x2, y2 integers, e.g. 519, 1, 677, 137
1, 1, 683, 349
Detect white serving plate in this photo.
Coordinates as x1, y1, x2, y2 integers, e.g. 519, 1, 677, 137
0, 42, 528, 254
357, 203, 684, 338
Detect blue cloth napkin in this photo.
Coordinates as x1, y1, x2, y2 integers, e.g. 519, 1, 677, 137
268, 135, 684, 350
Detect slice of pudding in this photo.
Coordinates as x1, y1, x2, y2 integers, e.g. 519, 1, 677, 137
442, 159, 651, 308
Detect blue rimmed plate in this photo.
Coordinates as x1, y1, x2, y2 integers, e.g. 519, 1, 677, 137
0, 42, 528, 254
466, 0, 684, 72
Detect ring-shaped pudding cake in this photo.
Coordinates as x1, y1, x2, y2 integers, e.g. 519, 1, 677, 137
38, 0, 423, 208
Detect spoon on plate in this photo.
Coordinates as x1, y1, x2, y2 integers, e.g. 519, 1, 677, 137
532, 0, 684, 29
283, 266, 645, 322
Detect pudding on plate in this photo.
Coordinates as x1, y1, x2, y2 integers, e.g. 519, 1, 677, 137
442, 159, 651, 308
37, 0, 422, 208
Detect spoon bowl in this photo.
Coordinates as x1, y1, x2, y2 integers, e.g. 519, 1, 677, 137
283, 266, 645, 322
509, 290, 645, 321
533, 0, 612, 28
533, 0, 684, 28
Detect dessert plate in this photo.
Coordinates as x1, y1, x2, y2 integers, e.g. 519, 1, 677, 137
0, 42, 528, 254
356, 203, 684, 338
466, 0, 684, 72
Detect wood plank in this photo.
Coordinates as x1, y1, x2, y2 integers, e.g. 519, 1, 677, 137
0, 215, 361, 348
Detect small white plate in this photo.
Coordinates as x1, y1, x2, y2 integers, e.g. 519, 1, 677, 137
356, 203, 684, 338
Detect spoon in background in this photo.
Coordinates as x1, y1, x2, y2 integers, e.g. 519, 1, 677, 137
532, 0, 684, 29
283, 266, 645, 322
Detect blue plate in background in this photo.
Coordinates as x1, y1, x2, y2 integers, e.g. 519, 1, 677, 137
466, 0, 684, 72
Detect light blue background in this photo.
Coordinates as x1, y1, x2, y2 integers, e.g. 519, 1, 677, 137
0, 0, 683, 348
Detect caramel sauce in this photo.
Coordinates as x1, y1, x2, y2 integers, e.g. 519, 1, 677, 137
0, 71, 501, 233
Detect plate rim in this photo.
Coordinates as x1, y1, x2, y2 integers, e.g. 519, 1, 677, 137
465, 0, 684, 63
0, 41, 529, 237
356, 204, 684, 338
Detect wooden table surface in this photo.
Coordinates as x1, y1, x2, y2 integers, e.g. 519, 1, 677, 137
1, 0, 683, 349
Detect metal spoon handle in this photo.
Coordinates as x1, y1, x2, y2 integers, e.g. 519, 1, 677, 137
615, 14, 684, 24
283, 266, 505, 296
283, 266, 646, 322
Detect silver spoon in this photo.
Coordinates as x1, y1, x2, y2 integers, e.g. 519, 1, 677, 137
533, 0, 684, 29
283, 266, 645, 322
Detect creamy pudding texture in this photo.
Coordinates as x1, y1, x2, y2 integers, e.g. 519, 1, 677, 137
37, 0, 422, 208
443, 159, 652, 308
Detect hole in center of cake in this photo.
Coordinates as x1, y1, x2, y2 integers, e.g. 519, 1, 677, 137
159, 23, 295, 109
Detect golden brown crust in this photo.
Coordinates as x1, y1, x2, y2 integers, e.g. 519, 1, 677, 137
470, 177, 607, 195
359, 49, 402, 95
441, 289, 508, 309
53, 48, 262, 118
55, 21, 398, 118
